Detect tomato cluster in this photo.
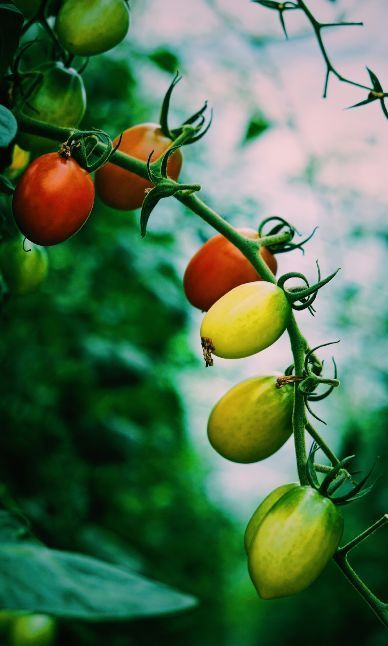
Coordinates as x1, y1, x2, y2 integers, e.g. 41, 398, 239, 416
182, 225, 345, 599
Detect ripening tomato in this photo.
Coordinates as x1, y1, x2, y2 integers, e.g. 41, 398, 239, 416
55, 0, 130, 56
0, 237, 48, 295
200, 281, 290, 360
244, 483, 298, 553
207, 374, 293, 464
14, 62, 86, 152
10, 614, 56, 646
184, 228, 277, 311
95, 123, 183, 211
12, 153, 95, 245
248, 486, 343, 599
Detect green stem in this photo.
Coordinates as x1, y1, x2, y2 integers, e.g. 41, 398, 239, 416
306, 420, 340, 465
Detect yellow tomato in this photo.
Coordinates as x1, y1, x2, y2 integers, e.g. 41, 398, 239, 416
244, 483, 298, 552
200, 282, 290, 360
207, 374, 294, 464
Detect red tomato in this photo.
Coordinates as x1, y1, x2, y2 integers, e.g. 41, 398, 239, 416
95, 123, 183, 210
183, 228, 277, 311
12, 153, 95, 246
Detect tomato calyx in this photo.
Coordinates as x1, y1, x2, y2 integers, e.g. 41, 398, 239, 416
258, 215, 317, 254
159, 71, 213, 145
277, 260, 340, 314
306, 443, 377, 506
140, 146, 200, 236
60, 129, 115, 172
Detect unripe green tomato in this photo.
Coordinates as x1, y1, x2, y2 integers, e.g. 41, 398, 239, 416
0, 238, 48, 295
0, 610, 24, 634
14, 62, 86, 152
248, 486, 344, 599
10, 615, 56, 646
55, 0, 130, 56
207, 375, 294, 464
200, 282, 291, 359
244, 483, 298, 553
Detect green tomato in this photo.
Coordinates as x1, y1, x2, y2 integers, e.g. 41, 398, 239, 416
248, 486, 343, 599
200, 282, 291, 360
244, 483, 298, 552
10, 615, 56, 646
0, 238, 48, 295
207, 374, 294, 464
55, 0, 130, 56
14, 62, 86, 152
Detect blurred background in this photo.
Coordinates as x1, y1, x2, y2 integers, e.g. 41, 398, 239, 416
0, 0, 387, 644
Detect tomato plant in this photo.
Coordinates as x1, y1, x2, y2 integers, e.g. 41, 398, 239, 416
12, 152, 95, 245
10, 614, 56, 646
95, 123, 183, 211
200, 281, 291, 360
244, 483, 298, 553
183, 228, 277, 311
207, 374, 293, 463
0, 237, 48, 294
55, 0, 130, 56
248, 486, 344, 598
13, 62, 86, 152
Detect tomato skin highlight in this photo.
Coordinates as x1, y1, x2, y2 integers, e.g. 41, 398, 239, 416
207, 375, 293, 464
248, 486, 344, 599
0, 238, 48, 295
184, 228, 277, 311
200, 281, 290, 359
56, 0, 130, 56
244, 483, 298, 553
10, 614, 56, 646
95, 123, 183, 211
12, 153, 95, 246
14, 62, 86, 152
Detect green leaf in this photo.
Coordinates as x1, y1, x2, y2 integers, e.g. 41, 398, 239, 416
0, 105, 17, 147
0, 512, 197, 620
0, 173, 14, 194
242, 112, 270, 144
0, 3, 24, 80
149, 47, 180, 74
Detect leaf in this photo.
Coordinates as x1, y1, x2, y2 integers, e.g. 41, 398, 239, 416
0, 105, 17, 147
242, 112, 270, 144
0, 512, 196, 621
0, 3, 24, 80
149, 47, 180, 74
0, 173, 14, 194
366, 67, 383, 92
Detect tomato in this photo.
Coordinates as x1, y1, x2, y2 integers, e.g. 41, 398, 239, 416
10, 614, 56, 646
55, 0, 130, 56
207, 374, 293, 464
244, 483, 298, 553
6, 145, 31, 180
12, 152, 95, 245
14, 62, 86, 152
0, 610, 22, 634
248, 486, 343, 598
184, 229, 277, 311
200, 281, 290, 360
0, 237, 48, 294
95, 123, 183, 211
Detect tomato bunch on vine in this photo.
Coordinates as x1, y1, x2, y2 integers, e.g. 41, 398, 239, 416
0, 0, 386, 638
